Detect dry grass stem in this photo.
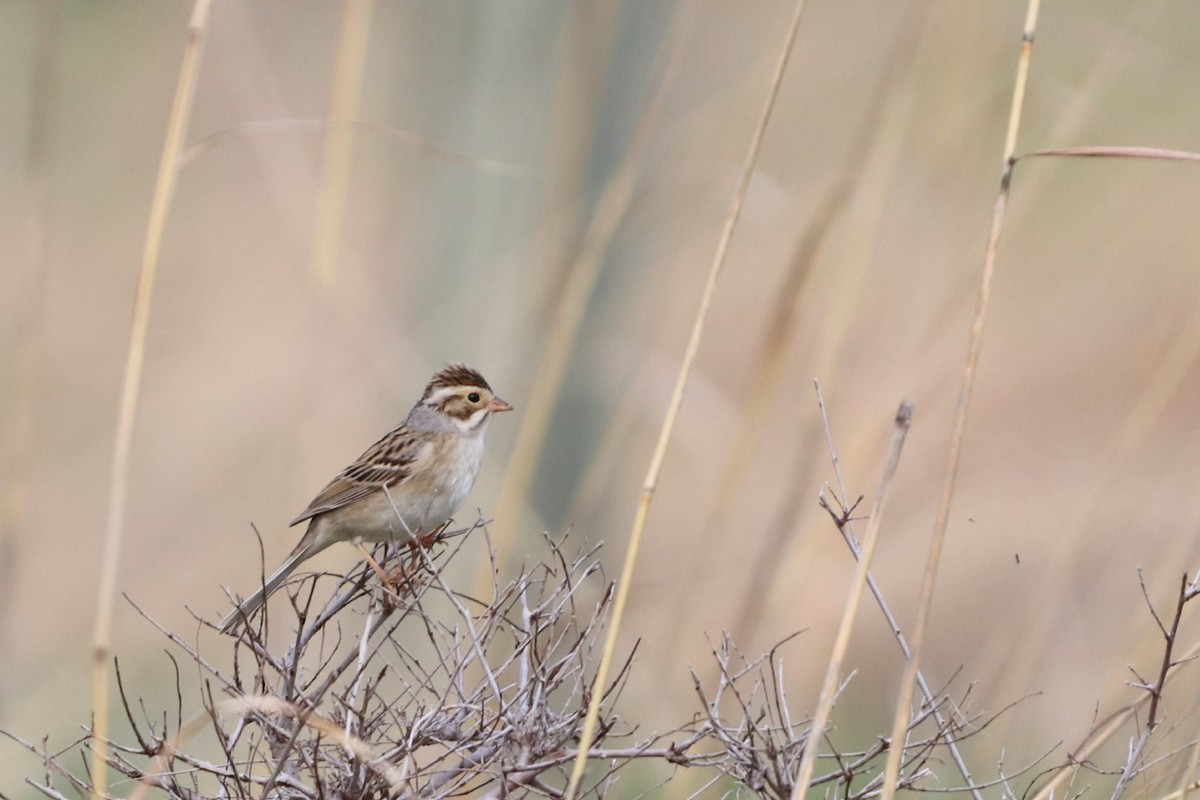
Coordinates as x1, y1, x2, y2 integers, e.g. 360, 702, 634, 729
1175, 736, 1200, 800
868, 6, 1178, 734
813, 380, 983, 796
89, 2, 212, 796
789, 397, 913, 798
701, 0, 929, 585
559, 370, 643, 529
990, 0, 1166, 247
3, 0, 59, 661
693, 183, 847, 629
126, 695, 409, 800
308, 0, 373, 287
1024, 145, 1200, 162
563, 0, 812, 795
878, 2, 1042, 798
481, 4, 694, 594
986, 134, 1200, 720
178, 117, 525, 174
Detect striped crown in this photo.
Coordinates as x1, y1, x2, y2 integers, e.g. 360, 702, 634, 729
421, 362, 492, 401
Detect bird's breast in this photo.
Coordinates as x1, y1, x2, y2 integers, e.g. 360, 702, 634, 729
384, 431, 485, 536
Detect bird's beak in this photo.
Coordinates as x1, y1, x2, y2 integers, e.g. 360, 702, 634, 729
488, 397, 513, 413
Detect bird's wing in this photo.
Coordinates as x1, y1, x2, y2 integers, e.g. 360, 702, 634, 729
289, 425, 427, 525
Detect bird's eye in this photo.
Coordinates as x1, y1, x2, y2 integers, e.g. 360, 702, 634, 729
468, 392, 481, 403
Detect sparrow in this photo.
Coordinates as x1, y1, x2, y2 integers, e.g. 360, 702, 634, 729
218, 363, 511, 633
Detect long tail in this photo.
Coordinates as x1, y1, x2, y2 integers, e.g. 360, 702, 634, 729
217, 541, 321, 634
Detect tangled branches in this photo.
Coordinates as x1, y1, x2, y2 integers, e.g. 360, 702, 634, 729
8, 526, 1028, 799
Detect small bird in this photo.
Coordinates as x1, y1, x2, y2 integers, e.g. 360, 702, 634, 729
218, 363, 511, 633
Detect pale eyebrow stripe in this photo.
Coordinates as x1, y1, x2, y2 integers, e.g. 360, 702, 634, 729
425, 386, 465, 406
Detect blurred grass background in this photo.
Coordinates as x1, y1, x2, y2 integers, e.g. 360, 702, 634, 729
5, 0, 1200, 795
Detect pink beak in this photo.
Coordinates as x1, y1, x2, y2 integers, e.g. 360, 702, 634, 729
488, 397, 513, 413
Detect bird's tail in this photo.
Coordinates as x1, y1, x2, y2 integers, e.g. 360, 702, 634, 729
217, 545, 314, 634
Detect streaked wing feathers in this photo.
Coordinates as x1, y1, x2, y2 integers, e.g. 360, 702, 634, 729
289, 425, 424, 525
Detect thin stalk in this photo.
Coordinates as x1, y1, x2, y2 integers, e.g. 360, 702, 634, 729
562, 1, 812, 796
812, 380, 982, 798
701, 0, 929, 556
309, 0, 373, 287
3, 0, 59, 671
479, 3, 694, 597
879, 2, 1041, 798
1173, 734, 1200, 800
789, 399, 913, 798
90, 2, 212, 796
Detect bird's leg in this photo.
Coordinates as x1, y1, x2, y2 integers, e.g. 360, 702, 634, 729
418, 519, 453, 549
355, 542, 389, 581
405, 519, 453, 572
356, 542, 405, 603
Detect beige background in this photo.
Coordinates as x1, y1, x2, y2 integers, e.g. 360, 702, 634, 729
4, 1, 1200, 795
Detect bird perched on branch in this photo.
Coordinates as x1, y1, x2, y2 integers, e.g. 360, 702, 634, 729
218, 363, 511, 633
